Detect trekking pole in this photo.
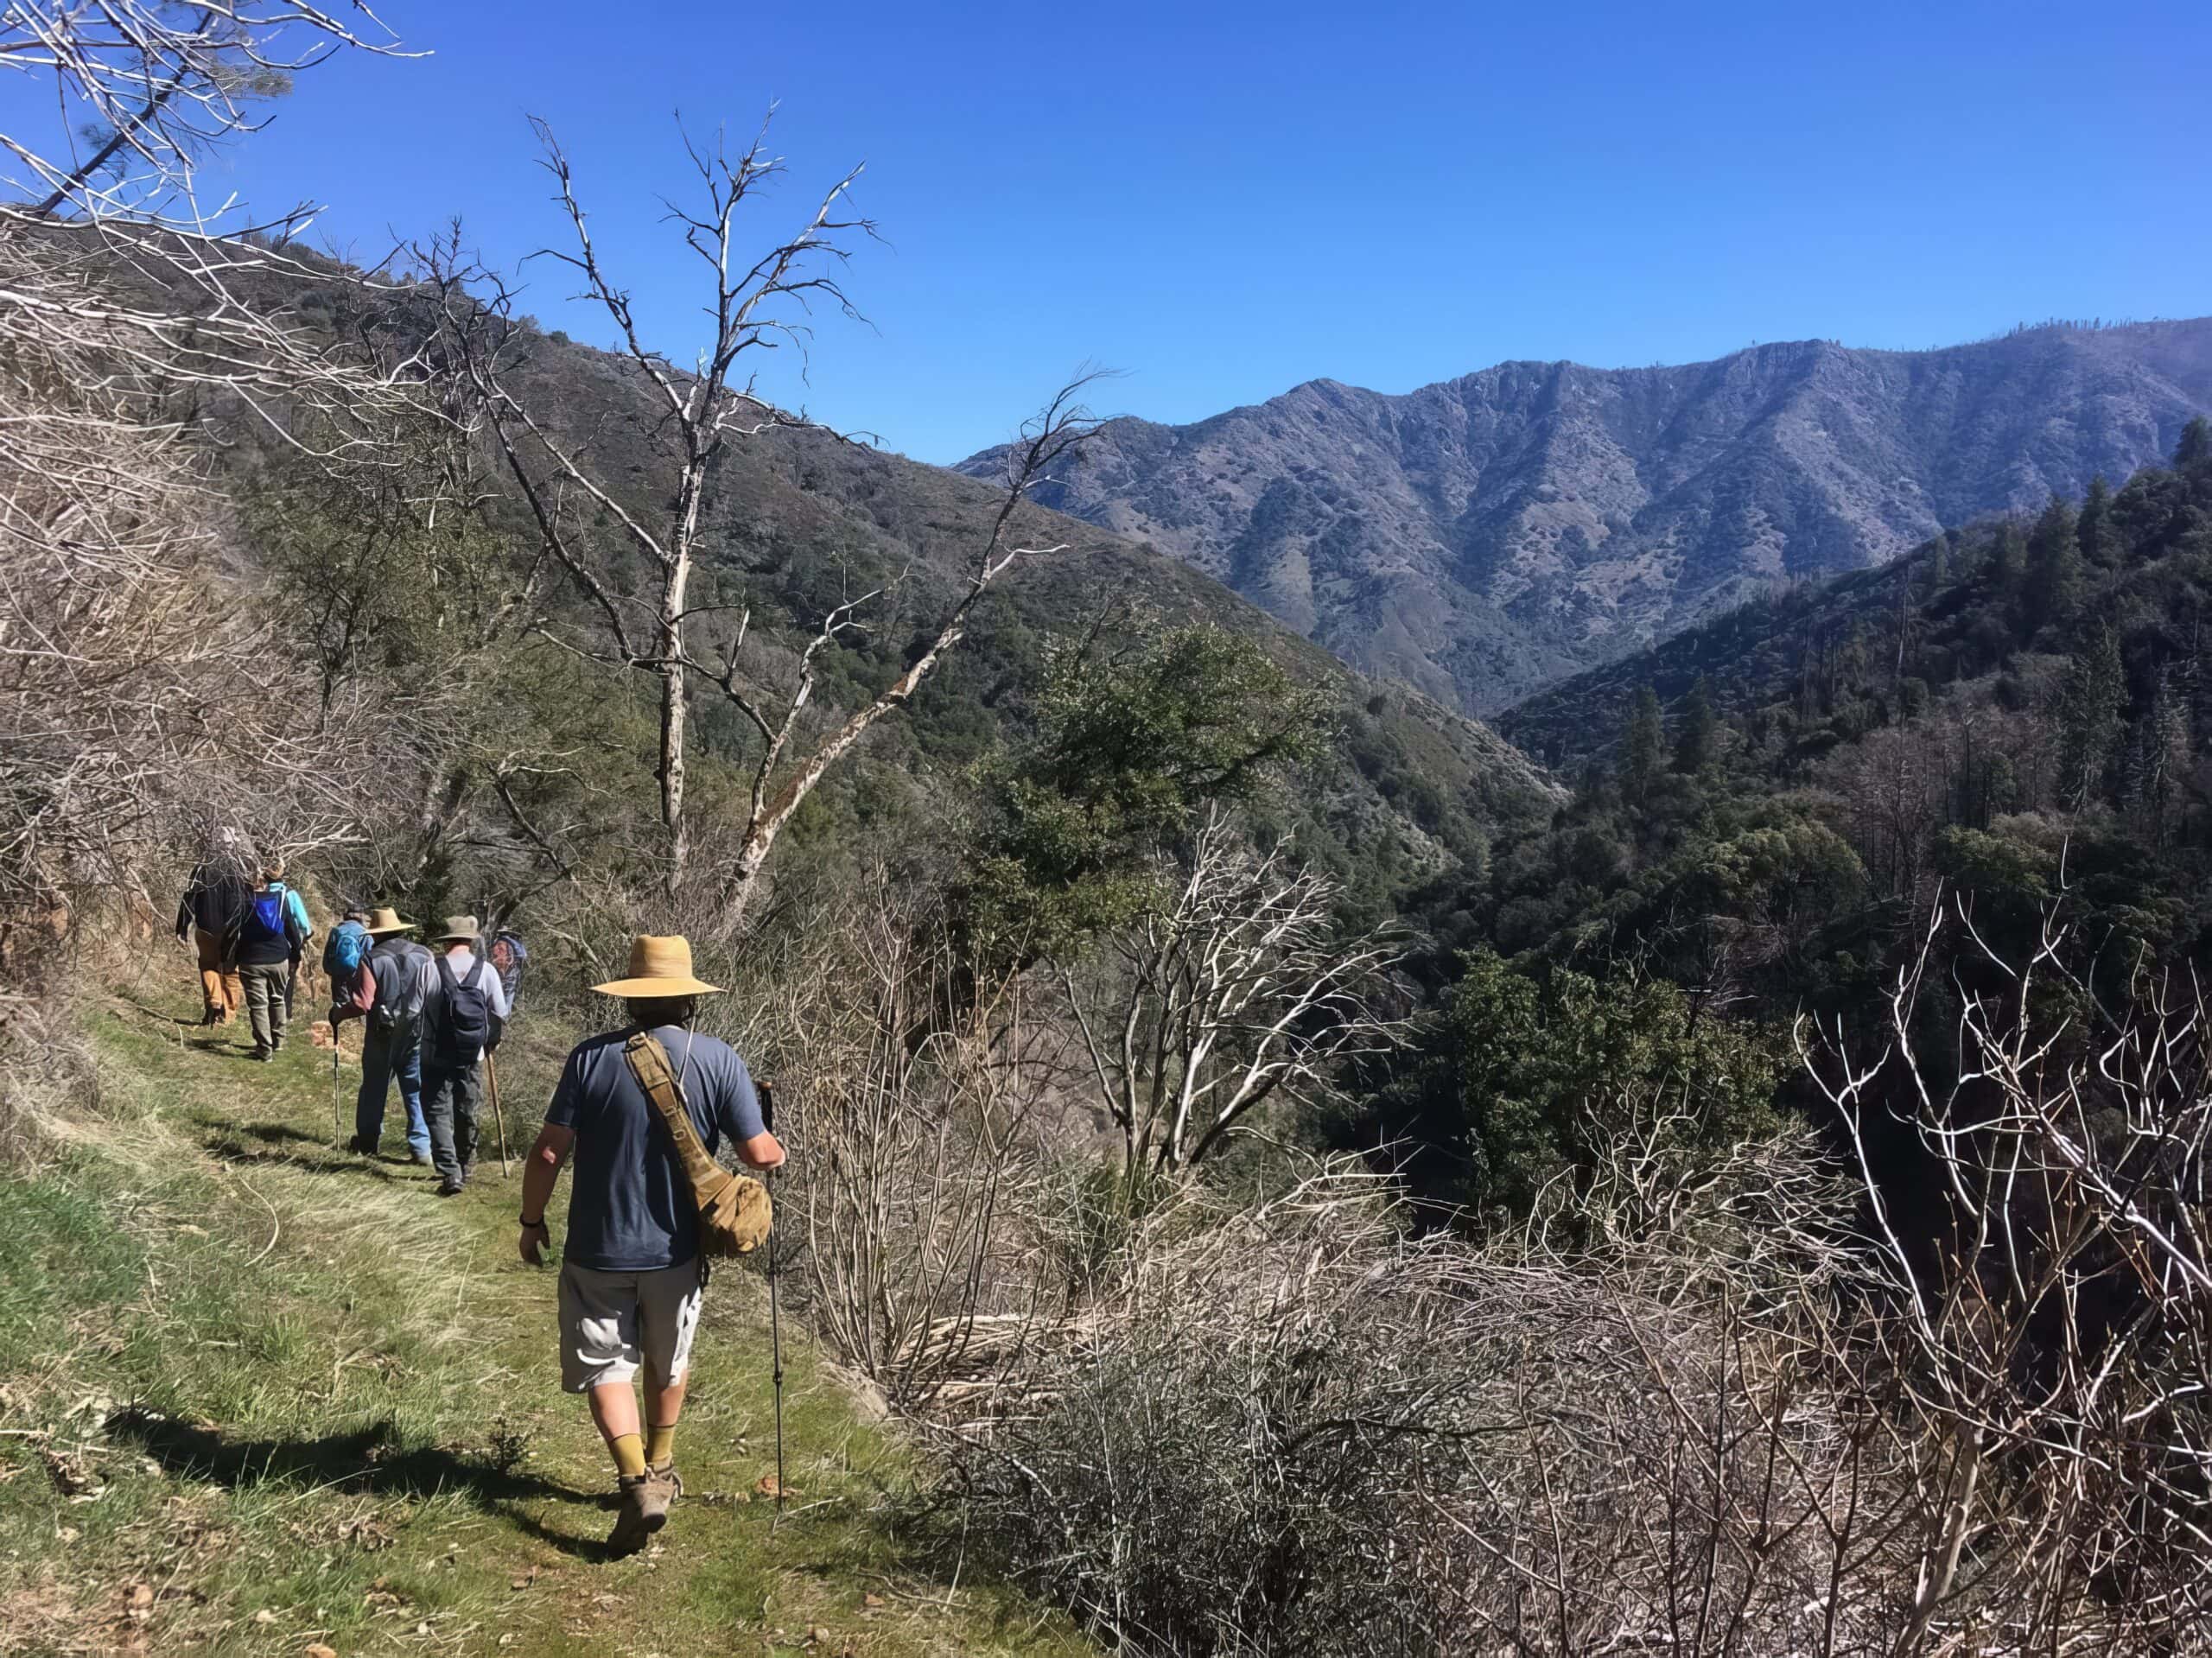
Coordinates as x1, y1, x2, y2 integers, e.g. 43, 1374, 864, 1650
486, 1049, 512, 1178
760, 1079, 786, 1528
330, 1020, 343, 1148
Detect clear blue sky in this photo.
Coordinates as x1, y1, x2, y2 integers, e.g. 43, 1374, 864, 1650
56, 2, 2212, 460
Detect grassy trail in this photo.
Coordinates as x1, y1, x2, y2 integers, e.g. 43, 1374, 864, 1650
0, 986, 1086, 1658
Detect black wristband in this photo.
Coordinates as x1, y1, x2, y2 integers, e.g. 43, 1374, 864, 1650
518, 1215, 546, 1229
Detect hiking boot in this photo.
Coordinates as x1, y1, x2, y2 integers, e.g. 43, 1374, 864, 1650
346, 1133, 376, 1156
436, 1179, 465, 1198
606, 1471, 670, 1555
412, 1148, 435, 1166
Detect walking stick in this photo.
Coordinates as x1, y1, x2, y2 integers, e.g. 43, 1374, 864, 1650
486, 1050, 512, 1178
330, 1018, 344, 1148
761, 1079, 786, 1526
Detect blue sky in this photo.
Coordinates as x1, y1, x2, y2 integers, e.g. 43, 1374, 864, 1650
19, 1, 2212, 461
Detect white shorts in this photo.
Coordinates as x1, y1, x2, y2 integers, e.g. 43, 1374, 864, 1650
556, 1257, 705, 1393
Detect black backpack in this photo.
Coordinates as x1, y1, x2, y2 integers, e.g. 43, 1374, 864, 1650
432, 955, 491, 1064
369, 938, 431, 1034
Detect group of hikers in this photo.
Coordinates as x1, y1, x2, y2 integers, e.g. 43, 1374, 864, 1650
177, 847, 786, 1554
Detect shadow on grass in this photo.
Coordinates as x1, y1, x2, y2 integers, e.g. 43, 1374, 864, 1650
106, 1407, 623, 1553
183, 1111, 422, 1185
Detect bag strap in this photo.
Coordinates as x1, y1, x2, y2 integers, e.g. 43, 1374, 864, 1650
623, 1032, 731, 1204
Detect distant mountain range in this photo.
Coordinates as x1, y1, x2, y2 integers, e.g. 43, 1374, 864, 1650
956, 320, 2212, 713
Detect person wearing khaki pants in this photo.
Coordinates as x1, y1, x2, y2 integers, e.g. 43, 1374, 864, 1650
238, 960, 291, 1058
194, 931, 242, 1025
175, 848, 248, 1025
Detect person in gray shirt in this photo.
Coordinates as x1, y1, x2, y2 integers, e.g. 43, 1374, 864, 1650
418, 915, 511, 1196
517, 933, 784, 1556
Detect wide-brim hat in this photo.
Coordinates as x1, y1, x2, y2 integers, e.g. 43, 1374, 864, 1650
591, 934, 722, 998
364, 906, 416, 937
434, 914, 480, 945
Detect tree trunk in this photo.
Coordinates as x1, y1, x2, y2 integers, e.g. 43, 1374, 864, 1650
658, 556, 691, 901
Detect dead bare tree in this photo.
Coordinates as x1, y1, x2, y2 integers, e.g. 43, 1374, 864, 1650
435, 118, 1103, 917
1060, 808, 1403, 1187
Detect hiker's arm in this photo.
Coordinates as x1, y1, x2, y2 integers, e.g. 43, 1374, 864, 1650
721, 1062, 785, 1170
518, 1123, 573, 1264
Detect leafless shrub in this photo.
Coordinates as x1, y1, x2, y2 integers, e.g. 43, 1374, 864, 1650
1059, 809, 1404, 1188
728, 862, 1071, 1407
932, 1126, 1915, 1657
0, 5, 429, 959
1799, 889, 2212, 1654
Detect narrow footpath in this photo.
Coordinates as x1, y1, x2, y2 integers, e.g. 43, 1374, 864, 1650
0, 986, 1085, 1658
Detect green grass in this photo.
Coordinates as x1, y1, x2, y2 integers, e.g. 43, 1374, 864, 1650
0, 993, 1090, 1657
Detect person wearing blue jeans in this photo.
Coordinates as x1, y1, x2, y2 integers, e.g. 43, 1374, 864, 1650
350, 907, 434, 1165
359, 1015, 432, 1163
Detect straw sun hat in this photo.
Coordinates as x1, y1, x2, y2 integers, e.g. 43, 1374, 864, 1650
363, 906, 416, 937
591, 934, 723, 999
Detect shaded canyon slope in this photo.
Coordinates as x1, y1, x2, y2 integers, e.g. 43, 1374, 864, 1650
955, 320, 2212, 714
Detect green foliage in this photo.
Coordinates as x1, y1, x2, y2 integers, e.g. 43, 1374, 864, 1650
1621, 685, 1664, 803
1672, 674, 1717, 772
2024, 494, 2083, 634
1433, 950, 1786, 1213
966, 621, 1333, 958
2056, 626, 2126, 808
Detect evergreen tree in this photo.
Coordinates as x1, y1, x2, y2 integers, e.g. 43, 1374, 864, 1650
2023, 494, 2082, 636
1673, 675, 1718, 772
2126, 668, 2191, 846
1987, 521, 2028, 633
2077, 474, 2114, 569
2056, 626, 2126, 810
2177, 416, 2212, 470
1621, 686, 1664, 804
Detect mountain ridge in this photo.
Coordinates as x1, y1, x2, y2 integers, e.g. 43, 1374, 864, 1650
956, 319, 2212, 713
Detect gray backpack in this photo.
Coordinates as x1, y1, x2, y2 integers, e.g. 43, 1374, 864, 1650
369, 939, 430, 1033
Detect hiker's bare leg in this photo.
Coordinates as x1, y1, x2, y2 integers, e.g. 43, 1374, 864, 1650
588, 1380, 640, 1445
642, 1365, 685, 1468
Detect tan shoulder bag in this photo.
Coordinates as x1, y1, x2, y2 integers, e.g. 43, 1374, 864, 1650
622, 1032, 773, 1258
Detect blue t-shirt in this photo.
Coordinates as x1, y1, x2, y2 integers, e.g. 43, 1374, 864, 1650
544, 1025, 766, 1272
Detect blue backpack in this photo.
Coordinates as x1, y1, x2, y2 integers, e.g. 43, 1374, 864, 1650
327, 920, 371, 976
243, 886, 288, 948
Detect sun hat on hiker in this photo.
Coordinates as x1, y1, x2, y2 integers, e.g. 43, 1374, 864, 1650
591, 934, 722, 998
363, 906, 416, 937
434, 914, 480, 945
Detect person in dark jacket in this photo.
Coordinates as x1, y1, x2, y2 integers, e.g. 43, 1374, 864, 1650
175, 847, 251, 1026
226, 861, 308, 1061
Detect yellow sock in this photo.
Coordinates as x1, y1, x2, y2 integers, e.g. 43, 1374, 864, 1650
610, 1432, 647, 1481
645, 1424, 676, 1468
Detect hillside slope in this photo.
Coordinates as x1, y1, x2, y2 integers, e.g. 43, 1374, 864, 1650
437, 322, 1564, 898
956, 320, 2212, 713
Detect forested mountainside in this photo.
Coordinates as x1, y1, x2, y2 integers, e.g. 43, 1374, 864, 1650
956, 319, 2212, 714
226, 276, 1559, 931
1344, 423, 2212, 1213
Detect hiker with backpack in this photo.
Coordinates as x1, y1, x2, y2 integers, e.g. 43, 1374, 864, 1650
323, 909, 377, 1030
419, 916, 510, 1198
175, 839, 251, 1026
516, 934, 783, 1555
225, 861, 309, 1061
352, 907, 434, 1165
